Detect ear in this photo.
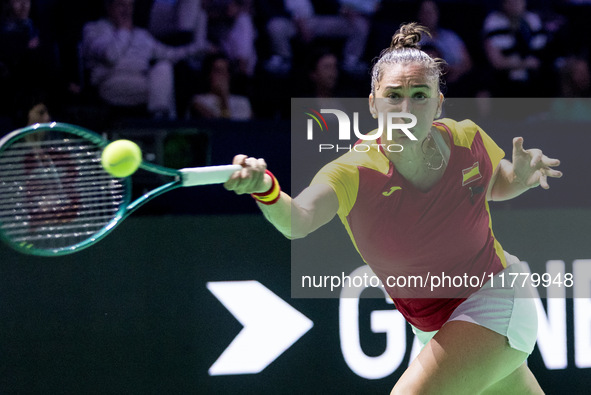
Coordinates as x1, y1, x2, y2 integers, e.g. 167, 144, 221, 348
435, 92, 444, 118
369, 93, 377, 119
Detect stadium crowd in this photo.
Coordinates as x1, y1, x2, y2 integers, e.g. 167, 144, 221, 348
0, 0, 589, 133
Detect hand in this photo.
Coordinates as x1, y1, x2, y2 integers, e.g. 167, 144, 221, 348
224, 155, 272, 194
28, 36, 40, 49
512, 137, 562, 189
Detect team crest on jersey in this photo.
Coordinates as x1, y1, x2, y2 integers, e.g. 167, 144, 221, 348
462, 162, 482, 186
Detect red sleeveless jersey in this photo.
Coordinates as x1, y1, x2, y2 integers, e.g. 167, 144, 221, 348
311, 119, 507, 331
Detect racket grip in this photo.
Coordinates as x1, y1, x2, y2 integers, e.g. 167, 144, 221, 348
180, 164, 242, 186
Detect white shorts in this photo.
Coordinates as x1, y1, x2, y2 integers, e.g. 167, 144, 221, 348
411, 252, 538, 356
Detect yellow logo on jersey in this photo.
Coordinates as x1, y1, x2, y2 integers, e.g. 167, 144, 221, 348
383, 186, 402, 196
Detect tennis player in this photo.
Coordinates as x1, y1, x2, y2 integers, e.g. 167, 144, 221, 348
225, 23, 561, 394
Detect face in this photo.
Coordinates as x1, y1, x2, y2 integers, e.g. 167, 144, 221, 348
9, 0, 31, 20
369, 62, 442, 146
27, 103, 51, 125
502, 0, 526, 19
108, 0, 134, 27
310, 54, 338, 91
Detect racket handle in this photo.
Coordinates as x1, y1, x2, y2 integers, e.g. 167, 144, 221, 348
180, 164, 242, 186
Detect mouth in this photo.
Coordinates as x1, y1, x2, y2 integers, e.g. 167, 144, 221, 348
392, 128, 419, 141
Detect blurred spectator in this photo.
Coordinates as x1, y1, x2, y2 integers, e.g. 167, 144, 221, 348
557, 56, 591, 97
548, 56, 591, 121
296, 47, 358, 98
483, 0, 548, 97
338, 0, 379, 72
262, 0, 375, 75
0, 0, 57, 113
13, 91, 52, 127
297, 48, 357, 111
417, 1, 472, 86
206, 0, 257, 77
188, 53, 252, 120
308, 50, 339, 98
149, 0, 210, 47
81, 0, 210, 119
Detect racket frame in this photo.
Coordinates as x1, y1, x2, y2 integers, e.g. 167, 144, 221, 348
0, 122, 236, 256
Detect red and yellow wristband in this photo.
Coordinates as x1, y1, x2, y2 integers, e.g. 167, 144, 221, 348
251, 170, 281, 205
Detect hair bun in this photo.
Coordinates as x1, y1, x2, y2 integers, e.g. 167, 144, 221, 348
390, 23, 431, 50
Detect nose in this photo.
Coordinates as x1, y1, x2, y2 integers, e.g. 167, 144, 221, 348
400, 98, 413, 113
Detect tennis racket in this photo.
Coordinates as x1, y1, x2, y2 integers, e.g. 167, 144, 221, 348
0, 122, 241, 256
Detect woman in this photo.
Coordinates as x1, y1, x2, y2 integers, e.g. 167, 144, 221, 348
483, 0, 547, 97
225, 24, 561, 394
188, 53, 252, 120
81, 0, 207, 119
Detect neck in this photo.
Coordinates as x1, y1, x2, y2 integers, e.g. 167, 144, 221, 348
383, 128, 444, 171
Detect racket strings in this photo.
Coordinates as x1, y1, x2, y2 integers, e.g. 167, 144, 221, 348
0, 133, 126, 251
0, 182, 124, 208
0, 200, 122, 223
0, 159, 105, 178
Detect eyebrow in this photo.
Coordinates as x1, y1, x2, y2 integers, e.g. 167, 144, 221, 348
384, 84, 431, 90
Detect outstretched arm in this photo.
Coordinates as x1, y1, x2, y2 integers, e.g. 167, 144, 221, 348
487, 137, 562, 201
224, 155, 338, 239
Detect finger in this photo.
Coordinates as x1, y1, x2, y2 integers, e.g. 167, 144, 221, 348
256, 157, 268, 171
542, 168, 563, 178
243, 159, 264, 192
224, 174, 247, 192
240, 158, 256, 186
225, 156, 269, 194
225, 155, 251, 191
232, 154, 248, 166
236, 158, 266, 194
539, 173, 550, 189
529, 150, 543, 168
541, 155, 560, 167
513, 137, 525, 153
233, 170, 256, 195
224, 176, 241, 191
249, 158, 270, 192
244, 156, 261, 168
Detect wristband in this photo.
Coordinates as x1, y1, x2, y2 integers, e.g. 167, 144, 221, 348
251, 170, 281, 205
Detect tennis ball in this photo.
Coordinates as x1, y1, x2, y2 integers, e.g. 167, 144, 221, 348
101, 139, 142, 178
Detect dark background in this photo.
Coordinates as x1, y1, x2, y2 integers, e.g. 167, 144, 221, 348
0, 114, 590, 394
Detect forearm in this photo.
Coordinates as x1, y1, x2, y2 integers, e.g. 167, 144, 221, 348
256, 190, 321, 240
225, 155, 337, 239
256, 191, 293, 238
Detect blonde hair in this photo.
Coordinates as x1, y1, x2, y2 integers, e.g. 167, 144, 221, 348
370, 23, 446, 94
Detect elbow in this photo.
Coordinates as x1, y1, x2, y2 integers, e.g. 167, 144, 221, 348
283, 230, 309, 240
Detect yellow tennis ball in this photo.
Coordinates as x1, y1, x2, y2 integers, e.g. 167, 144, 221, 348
101, 139, 142, 178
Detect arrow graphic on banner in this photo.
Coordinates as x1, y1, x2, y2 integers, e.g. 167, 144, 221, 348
206, 280, 314, 375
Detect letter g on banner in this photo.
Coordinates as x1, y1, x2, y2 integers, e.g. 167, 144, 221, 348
339, 266, 407, 379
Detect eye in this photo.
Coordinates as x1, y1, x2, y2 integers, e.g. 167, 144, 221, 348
413, 92, 428, 100
386, 92, 402, 101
